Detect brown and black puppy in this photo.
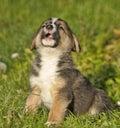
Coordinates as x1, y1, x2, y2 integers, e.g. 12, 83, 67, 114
25, 18, 112, 127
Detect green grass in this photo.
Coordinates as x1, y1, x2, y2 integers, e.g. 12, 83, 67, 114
0, 0, 120, 127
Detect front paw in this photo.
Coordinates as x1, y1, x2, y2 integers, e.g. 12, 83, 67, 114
45, 121, 61, 128
45, 121, 57, 127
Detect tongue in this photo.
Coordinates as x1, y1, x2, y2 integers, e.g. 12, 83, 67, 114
46, 33, 53, 39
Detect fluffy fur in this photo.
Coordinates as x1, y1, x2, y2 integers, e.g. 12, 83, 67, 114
25, 18, 112, 127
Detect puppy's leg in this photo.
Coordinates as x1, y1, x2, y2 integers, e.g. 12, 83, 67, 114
45, 93, 71, 127
25, 86, 42, 113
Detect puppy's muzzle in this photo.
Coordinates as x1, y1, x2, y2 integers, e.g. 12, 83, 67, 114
41, 23, 60, 48
44, 24, 54, 38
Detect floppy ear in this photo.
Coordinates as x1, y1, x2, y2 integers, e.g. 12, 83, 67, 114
72, 34, 81, 52
30, 38, 36, 50
30, 26, 42, 50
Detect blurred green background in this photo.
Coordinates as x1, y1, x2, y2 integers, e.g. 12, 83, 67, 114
0, 0, 120, 127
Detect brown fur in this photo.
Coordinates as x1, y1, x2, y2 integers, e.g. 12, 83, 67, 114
25, 86, 41, 113
25, 18, 112, 127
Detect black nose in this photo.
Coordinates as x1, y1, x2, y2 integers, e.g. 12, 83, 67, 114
46, 24, 53, 30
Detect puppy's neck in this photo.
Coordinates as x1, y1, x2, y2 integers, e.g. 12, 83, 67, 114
37, 47, 74, 70
37, 47, 61, 57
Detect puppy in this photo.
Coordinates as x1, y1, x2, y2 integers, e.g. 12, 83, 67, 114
25, 18, 112, 127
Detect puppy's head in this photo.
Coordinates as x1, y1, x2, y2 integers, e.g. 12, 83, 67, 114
31, 18, 80, 52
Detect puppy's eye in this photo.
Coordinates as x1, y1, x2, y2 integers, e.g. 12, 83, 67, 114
58, 25, 64, 30
41, 25, 45, 28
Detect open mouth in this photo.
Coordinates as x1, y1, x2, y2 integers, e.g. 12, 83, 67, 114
41, 28, 60, 47
45, 32, 54, 40
41, 31, 57, 47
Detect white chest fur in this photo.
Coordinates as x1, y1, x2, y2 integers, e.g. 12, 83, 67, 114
30, 48, 61, 109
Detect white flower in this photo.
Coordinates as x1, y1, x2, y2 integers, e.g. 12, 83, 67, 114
0, 62, 7, 73
11, 53, 19, 59
117, 101, 120, 106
